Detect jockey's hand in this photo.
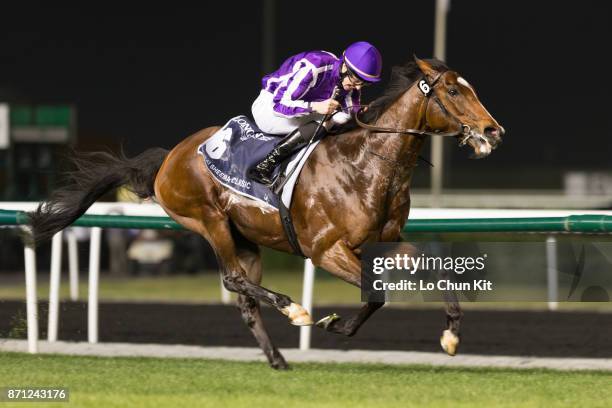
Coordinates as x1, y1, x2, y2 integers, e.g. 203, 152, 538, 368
311, 99, 340, 115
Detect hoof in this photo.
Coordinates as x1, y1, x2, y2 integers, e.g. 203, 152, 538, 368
440, 329, 460, 356
281, 303, 313, 326
315, 313, 341, 330
270, 358, 290, 370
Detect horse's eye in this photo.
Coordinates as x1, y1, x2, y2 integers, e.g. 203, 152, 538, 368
448, 88, 459, 96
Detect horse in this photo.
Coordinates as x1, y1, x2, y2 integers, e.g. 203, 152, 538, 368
29, 57, 504, 369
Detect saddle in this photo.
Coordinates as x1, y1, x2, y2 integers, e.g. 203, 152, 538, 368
198, 115, 320, 256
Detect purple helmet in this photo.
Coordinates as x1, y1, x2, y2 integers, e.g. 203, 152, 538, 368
343, 41, 383, 83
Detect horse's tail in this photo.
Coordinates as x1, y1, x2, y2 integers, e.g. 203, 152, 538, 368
28, 147, 169, 246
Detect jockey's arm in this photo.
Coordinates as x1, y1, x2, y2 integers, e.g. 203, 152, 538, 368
310, 99, 340, 115
272, 65, 316, 118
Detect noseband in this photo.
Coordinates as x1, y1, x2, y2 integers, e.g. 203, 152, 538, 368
354, 70, 471, 140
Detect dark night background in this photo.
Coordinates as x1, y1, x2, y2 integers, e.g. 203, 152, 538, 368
1, 1, 610, 189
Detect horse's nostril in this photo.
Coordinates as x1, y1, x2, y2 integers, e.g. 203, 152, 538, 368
484, 127, 499, 138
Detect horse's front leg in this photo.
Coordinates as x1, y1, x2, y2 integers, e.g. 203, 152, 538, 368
165, 206, 313, 327
441, 287, 462, 356
316, 301, 384, 336
310, 239, 384, 336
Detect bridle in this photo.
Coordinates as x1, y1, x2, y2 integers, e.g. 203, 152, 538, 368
354, 69, 473, 142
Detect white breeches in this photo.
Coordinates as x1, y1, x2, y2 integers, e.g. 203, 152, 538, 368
251, 90, 350, 135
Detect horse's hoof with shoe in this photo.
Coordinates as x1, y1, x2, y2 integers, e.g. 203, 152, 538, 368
281, 303, 313, 326
270, 354, 290, 370
315, 313, 341, 330
440, 329, 460, 356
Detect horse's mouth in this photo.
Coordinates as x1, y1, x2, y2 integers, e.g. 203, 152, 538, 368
458, 132, 496, 159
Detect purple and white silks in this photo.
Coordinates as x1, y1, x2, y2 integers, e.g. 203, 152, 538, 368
261, 50, 360, 119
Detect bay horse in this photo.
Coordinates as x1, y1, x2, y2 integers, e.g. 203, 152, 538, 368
29, 57, 504, 369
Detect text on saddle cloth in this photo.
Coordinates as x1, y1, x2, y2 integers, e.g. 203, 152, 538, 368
197, 115, 320, 209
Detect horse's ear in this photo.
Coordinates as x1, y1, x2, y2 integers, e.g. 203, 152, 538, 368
415, 56, 438, 82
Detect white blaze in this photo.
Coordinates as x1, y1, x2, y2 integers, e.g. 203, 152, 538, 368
458, 76, 497, 122
457, 76, 472, 89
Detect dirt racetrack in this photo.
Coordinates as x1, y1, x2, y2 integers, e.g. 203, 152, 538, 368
1, 301, 611, 358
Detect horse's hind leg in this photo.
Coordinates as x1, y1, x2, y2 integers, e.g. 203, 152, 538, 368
234, 233, 289, 370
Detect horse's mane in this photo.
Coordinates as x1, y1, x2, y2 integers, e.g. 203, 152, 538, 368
336, 58, 449, 132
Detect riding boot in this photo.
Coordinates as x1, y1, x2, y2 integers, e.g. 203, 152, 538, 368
249, 121, 327, 186
248, 127, 310, 186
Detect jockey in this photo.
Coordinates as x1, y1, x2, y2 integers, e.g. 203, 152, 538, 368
248, 41, 383, 186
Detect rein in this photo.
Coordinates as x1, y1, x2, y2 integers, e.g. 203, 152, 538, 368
354, 114, 464, 138
354, 71, 472, 140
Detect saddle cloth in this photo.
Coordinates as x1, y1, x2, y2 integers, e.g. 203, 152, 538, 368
197, 115, 320, 209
